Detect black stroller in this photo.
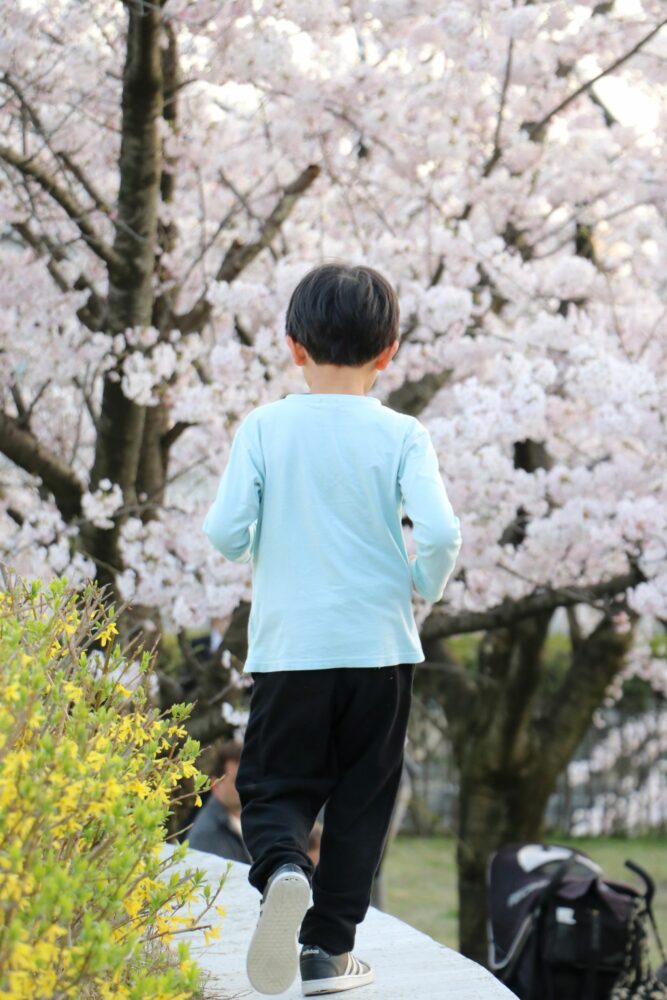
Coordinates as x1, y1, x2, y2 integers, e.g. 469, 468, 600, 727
487, 842, 667, 1000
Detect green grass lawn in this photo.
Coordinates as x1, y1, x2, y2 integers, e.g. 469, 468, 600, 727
383, 834, 667, 966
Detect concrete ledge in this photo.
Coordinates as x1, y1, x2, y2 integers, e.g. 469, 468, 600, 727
160, 844, 517, 999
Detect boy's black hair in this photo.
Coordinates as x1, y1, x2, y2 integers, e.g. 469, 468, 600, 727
285, 263, 400, 366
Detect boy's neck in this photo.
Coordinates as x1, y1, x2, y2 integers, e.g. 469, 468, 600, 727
303, 363, 375, 396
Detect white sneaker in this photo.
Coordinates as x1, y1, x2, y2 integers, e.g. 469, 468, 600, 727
247, 863, 311, 994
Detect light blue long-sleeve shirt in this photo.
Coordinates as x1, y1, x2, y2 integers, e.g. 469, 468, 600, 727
203, 392, 462, 672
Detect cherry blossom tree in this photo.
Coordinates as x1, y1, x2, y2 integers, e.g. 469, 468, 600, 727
2, 0, 666, 962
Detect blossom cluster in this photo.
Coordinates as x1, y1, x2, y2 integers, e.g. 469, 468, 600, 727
1, 0, 666, 701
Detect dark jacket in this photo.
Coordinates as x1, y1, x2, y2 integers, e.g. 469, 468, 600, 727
185, 795, 252, 863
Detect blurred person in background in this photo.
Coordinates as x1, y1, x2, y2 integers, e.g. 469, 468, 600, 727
184, 740, 324, 871
186, 739, 252, 863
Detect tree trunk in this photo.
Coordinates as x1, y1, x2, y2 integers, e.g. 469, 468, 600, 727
448, 609, 637, 963
81, 4, 164, 598
456, 768, 554, 965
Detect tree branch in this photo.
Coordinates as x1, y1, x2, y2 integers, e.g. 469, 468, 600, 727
386, 369, 452, 417
0, 409, 84, 521
481, 38, 514, 179
160, 420, 198, 455
537, 608, 638, 777
72, 374, 101, 431
523, 17, 667, 142
459, 16, 666, 222
0, 143, 119, 269
10, 220, 106, 330
11, 378, 52, 429
2, 71, 112, 215
421, 566, 645, 640
175, 163, 321, 335
419, 658, 479, 712
494, 610, 555, 767
10, 221, 68, 292
214, 166, 320, 280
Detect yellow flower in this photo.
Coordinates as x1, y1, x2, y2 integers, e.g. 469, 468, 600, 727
62, 681, 82, 703
152, 784, 171, 804
167, 725, 188, 738
203, 924, 222, 945
86, 751, 108, 772
43, 924, 67, 945
98, 621, 119, 647
62, 615, 79, 635
47, 638, 63, 658
123, 894, 143, 919
5, 682, 20, 703
128, 778, 151, 799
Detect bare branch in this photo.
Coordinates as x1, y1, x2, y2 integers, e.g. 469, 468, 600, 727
524, 17, 667, 141
10, 219, 106, 330
481, 38, 514, 179
159, 420, 198, 455
0, 143, 119, 269
10, 221, 68, 292
459, 17, 667, 222
2, 72, 112, 215
59, 149, 113, 216
176, 163, 321, 335
72, 374, 101, 431
178, 165, 276, 293
10, 383, 28, 424
15, 379, 52, 428
218, 165, 261, 222
215, 163, 320, 279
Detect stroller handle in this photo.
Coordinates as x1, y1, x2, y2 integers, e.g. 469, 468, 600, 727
625, 859, 655, 905
625, 859, 667, 966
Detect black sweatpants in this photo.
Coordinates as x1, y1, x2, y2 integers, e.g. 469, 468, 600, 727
235, 663, 414, 955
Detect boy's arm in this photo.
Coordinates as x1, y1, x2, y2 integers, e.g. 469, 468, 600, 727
203, 417, 264, 564
399, 420, 462, 603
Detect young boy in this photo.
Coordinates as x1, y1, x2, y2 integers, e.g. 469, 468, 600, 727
203, 263, 462, 996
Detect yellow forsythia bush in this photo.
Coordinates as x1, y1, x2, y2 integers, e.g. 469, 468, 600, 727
0, 571, 227, 1000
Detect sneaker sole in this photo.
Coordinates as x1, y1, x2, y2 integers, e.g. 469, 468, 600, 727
302, 968, 375, 996
247, 871, 311, 994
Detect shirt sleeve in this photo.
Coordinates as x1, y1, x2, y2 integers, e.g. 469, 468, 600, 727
398, 420, 462, 603
202, 416, 264, 564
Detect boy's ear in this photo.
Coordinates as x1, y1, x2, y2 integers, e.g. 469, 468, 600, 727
374, 339, 399, 371
286, 333, 308, 367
